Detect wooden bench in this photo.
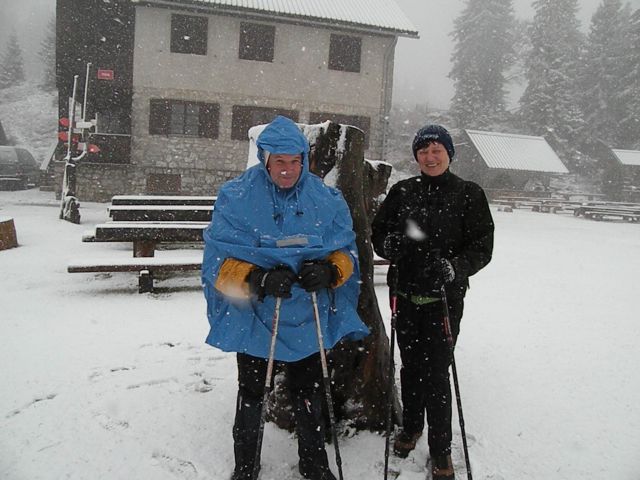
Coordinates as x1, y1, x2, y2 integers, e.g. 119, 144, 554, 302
83, 221, 209, 256
110, 195, 216, 206
108, 195, 216, 222
108, 204, 214, 222
492, 197, 585, 214
67, 255, 203, 293
69, 195, 216, 292
573, 205, 640, 222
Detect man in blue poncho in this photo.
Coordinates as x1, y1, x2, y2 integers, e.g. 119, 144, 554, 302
202, 116, 369, 480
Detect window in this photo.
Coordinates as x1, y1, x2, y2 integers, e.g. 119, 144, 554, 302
231, 106, 299, 140
309, 112, 371, 148
149, 99, 219, 138
239, 22, 275, 62
328, 34, 361, 73
171, 14, 208, 55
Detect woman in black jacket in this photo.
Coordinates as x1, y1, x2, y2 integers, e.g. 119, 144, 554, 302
372, 124, 494, 480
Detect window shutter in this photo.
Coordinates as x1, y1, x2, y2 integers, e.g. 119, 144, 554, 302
199, 103, 219, 139
149, 99, 171, 135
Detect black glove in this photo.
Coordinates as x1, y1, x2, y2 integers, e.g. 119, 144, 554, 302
298, 260, 338, 292
423, 258, 455, 290
438, 258, 456, 284
382, 233, 407, 260
248, 265, 298, 300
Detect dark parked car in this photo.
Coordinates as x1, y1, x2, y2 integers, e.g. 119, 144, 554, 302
0, 146, 40, 190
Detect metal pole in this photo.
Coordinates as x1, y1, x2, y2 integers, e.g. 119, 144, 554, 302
251, 297, 282, 480
65, 75, 78, 161
440, 285, 472, 480
82, 62, 92, 122
310, 291, 344, 480
383, 264, 399, 480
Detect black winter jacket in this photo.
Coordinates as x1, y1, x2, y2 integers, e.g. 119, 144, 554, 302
371, 170, 494, 298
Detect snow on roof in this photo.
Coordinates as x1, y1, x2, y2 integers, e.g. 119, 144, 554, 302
465, 129, 569, 174
611, 149, 640, 167
136, 0, 419, 37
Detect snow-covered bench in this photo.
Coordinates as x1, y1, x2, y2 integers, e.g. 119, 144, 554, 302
83, 221, 209, 257
108, 195, 216, 222
573, 205, 640, 222
69, 195, 216, 292
67, 254, 202, 293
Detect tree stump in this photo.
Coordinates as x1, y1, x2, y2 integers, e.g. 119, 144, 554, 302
331, 126, 400, 430
267, 123, 400, 432
0, 217, 18, 250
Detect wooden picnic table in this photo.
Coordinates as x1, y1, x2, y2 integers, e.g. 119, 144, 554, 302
573, 205, 640, 222
110, 195, 216, 206
83, 221, 208, 257
69, 195, 217, 292
492, 197, 581, 213
108, 204, 214, 222
492, 196, 640, 218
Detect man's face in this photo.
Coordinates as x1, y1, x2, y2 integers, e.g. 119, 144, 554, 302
267, 153, 303, 189
416, 142, 450, 177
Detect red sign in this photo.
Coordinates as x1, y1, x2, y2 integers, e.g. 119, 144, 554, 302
97, 69, 114, 81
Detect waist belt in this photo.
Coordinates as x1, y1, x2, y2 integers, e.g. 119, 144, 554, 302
398, 291, 440, 306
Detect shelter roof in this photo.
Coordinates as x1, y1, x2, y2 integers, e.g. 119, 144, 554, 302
465, 129, 569, 174
611, 149, 640, 167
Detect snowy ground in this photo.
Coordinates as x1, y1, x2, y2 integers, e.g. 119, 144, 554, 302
1, 188, 639, 480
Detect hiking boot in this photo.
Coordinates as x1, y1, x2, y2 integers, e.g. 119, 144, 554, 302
431, 454, 455, 479
393, 430, 422, 458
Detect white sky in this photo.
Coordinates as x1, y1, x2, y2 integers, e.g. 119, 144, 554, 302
2, 0, 640, 110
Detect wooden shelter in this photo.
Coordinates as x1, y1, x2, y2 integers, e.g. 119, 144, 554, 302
452, 129, 569, 191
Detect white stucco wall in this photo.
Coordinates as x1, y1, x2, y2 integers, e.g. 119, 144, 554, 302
124, 5, 397, 194
132, 7, 394, 110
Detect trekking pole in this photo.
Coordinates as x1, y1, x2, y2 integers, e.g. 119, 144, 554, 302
252, 297, 282, 480
310, 291, 344, 480
440, 284, 472, 480
383, 263, 399, 480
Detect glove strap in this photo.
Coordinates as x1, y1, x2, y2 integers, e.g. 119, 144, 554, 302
259, 271, 270, 288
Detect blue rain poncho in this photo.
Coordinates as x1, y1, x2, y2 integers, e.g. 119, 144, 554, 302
202, 116, 369, 361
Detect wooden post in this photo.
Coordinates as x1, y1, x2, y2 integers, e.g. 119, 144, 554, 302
330, 126, 400, 429
133, 240, 156, 257
267, 123, 399, 432
0, 217, 18, 250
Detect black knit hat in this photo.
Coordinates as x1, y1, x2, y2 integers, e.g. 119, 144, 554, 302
412, 124, 455, 161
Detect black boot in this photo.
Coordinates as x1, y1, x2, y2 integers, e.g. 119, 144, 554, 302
292, 389, 337, 480
231, 389, 262, 480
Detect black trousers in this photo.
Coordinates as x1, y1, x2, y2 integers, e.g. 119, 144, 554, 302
233, 352, 328, 477
395, 295, 464, 457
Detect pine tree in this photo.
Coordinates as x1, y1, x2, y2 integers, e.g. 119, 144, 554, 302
39, 15, 57, 91
519, 0, 585, 170
579, 0, 631, 148
619, 8, 640, 149
449, 0, 516, 129
0, 31, 26, 89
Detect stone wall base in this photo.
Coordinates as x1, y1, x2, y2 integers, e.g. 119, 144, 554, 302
53, 161, 242, 202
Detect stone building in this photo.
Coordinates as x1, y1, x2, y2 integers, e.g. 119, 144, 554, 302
55, 0, 418, 201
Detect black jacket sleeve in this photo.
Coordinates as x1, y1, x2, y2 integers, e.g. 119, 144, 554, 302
450, 182, 494, 280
